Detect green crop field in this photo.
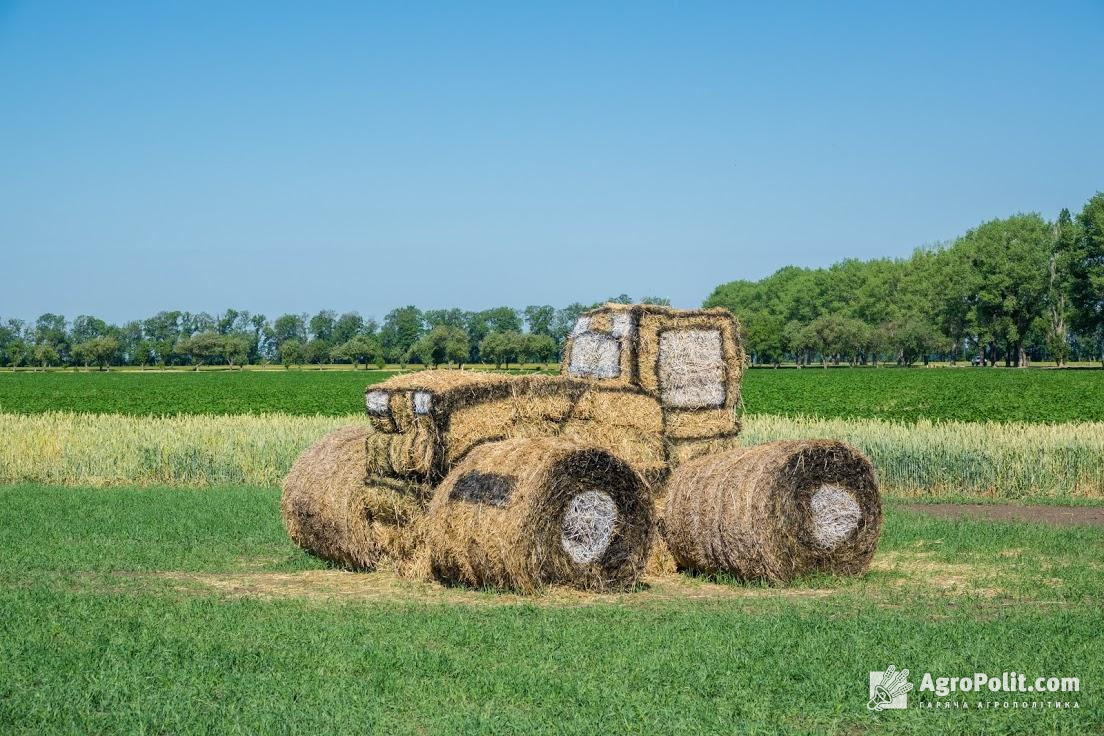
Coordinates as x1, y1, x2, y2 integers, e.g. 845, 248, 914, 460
0, 485, 1098, 734
0, 369, 395, 417
1, 367, 1101, 422
742, 367, 1104, 424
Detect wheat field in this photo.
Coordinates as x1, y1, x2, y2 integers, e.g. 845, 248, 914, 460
2, 411, 1103, 499
742, 414, 1104, 500
0, 412, 365, 488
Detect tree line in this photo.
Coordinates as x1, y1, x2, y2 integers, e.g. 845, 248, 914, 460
4, 192, 1101, 371
706, 193, 1104, 367
0, 296, 671, 371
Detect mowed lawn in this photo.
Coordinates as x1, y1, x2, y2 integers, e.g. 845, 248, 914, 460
1, 367, 1101, 422
0, 485, 1100, 734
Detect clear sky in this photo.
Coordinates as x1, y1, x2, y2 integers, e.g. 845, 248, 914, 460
3, 1, 1102, 323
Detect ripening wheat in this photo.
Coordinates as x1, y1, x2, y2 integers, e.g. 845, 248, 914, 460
2, 412, 1103, 499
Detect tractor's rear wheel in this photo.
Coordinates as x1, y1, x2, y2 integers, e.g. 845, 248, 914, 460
661, 440, 882, 583
425, 437, 653, 592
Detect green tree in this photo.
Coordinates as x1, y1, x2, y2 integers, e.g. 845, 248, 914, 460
181, 311, 217, 335
705, 278, 764, 317
331, 335, 382, 369
332, 312, 368, 345
743, 312, 786, 367
808, 314, 870, 367
71, 315, 109, 344
424, 308, 468, 331
409, 326, 469, 368
304, 339, 332, 367
177, 332, 224, 369
0, 320, 27, 369
523, 333, 558, 367
272, 314, 308, 346
5, 340, 28, 370
34, 314, 69, 363
850, 259, 905, 329
279, 339, 304, 369
216, 309, 241, 335
878, 318, 944, 366
958, 214, 1051, 366
117, 321, 144, 366
1069, 193, 1104, 363
72, 336, 120, 370
479, 332, 523, 368
481, 306, 522, 334
463, 311, 491, 363
921, 246, 975, 364
1045, 209, 1079, 366
309, 310, 337, 342
782, 321, 815, 367
132, 339, 154, 369
143, 311, 183, 366
248, 313, 268, 363
379, 306, 425, 363
522, 305, 555, 336
707, 266, 823, 327
32, 343, 59, 370
223, 335, 251, 368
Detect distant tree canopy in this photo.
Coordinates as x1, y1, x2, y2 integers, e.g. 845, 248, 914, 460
331, 335, 382, 370
0, 295, 669, 370
72, 335, 119, 370
705, 193, 1104, 367
3, 193, 1101, 371
409, 326, 469, 368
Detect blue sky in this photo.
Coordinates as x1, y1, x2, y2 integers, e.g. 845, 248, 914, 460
3, 1, 1102, 323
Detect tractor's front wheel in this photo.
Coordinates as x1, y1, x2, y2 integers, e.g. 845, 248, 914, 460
425, 437, 653, 592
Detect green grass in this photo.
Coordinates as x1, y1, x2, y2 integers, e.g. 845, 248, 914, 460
0, 484, 1100, 734
2, 366, 1102, 422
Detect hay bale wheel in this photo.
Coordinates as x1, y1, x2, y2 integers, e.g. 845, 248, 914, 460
426, 437, 653, 593
281, 425, 426, 570
662, 440, 882, 583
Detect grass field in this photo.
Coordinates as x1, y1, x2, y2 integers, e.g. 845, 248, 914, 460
1, 367, 1101, 422
0, 484, 1099, 734
3, 411, 1103, 501
2, 368, 1100, 733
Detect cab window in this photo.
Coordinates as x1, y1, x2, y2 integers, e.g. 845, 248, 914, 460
658, 329, 725, 408
568, 332, 621, 379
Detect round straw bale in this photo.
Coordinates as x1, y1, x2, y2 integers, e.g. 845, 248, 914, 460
281, 425, 426, 570
426, 437, 653, 592
661, 440, 881, 583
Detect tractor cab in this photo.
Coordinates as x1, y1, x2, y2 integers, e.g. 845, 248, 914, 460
561, 303, 745, 440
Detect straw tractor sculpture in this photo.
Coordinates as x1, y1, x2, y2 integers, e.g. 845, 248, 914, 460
282, 303, 882, 592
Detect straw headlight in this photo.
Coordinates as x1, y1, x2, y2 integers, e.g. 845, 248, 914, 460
413, 391, 433, 415
366, 390, 391, 416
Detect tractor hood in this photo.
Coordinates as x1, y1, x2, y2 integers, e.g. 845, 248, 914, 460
365, 370, 513, 434
363, 370, 601, 482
